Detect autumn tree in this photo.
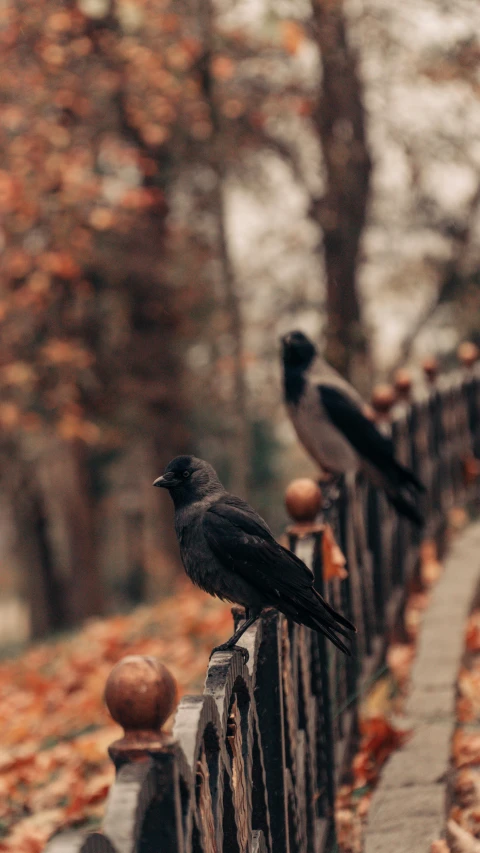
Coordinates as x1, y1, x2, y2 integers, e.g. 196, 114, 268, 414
0, 0, 210, 634
311, 0, 372, 388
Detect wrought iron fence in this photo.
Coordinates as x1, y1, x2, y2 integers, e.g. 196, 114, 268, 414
44, 354, 480, 853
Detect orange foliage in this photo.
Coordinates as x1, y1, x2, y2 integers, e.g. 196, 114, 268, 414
466, 612, 480, 653
322, 523, 348, 581
386, 643, 415, 690
336, 542, 446, 853
0, 0, 209, 439
280, 21, 305, 56
446, 610, 480, 852
352, 718, 409, 788
0, 585, 231, 851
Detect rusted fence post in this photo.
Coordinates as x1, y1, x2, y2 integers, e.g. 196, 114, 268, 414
45, 655, 182, 853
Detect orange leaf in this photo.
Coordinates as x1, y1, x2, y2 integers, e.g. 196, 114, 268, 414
466, 611, 480, 653
211, 55, 234, 81
322, 524, 347, 581
387, 643, 415, 688
453, 730, 480, 768
280, 21, 305, 56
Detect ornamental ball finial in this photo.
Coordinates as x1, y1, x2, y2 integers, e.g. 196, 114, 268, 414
371, 383, 396, 415
422, 356, 439, 383
285, 478, 322, 522
457, 341, 479, 368
105, 655, 177, 735
393, 368, 412, 399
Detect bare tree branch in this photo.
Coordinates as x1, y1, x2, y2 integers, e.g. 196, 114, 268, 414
393, 179, 480, 369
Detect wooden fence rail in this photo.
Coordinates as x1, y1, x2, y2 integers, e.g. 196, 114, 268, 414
45, 351, 480, 853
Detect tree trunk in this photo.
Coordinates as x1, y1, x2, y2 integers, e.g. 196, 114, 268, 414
0, 438, 103, 638
36, 436, 104, 627
14, 485, 59, 639
97, 218, 189, 582
311, 0, 372, 389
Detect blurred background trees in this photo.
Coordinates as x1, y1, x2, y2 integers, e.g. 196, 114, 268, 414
1, 0, 479, 640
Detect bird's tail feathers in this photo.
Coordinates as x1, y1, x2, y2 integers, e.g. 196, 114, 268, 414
386, 489, 424, 527
312, 587, 356, 633
316, 622, 351, 655
394, 460, 425, 494
285, 589, 356, 655
292, 605, 352, 654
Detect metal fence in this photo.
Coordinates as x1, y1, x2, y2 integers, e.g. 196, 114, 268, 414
45, 355, 480, 853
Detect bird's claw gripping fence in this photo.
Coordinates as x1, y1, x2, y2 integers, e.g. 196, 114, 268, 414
45, 358, 480, 853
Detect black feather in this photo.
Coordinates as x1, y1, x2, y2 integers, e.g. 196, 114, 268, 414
203, 495, 355, 650
320, 385, 425, 495
284, 368, 306, 406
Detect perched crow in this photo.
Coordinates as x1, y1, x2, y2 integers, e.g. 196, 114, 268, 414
281, 330, 425, 526
154, 455, 355, 658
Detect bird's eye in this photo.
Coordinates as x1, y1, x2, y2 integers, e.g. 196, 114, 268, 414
182, 470, 191, 479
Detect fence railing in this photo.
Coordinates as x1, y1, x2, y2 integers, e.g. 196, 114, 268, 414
44, 349, 480, 853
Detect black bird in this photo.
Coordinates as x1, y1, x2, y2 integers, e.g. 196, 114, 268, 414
281, 330, 425, 526
154, 455, 355, 658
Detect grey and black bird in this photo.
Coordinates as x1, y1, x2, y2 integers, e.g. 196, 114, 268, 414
281, 330, 425, 526
154, 455, 355, 657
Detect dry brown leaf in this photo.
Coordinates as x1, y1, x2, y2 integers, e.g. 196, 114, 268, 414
466, 613, 480, 653
447, 818, 480, 853
279, 21, 305, 56
430, 838, 450, 853
455, 770, 480, 808
0, 585, 231, 847
335, 807, 363, 853
464, 457, 480, 486
387, 643, 415, 688
352, 717, 409, 788
453, 731, 480, 769
322, 523, 348, 581
431, 842, 450, 853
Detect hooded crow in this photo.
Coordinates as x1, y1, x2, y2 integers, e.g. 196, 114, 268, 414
281, 331, 425, 526
154, 455, 355, 658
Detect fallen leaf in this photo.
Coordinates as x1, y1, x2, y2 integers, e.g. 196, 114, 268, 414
447, 818, 480, 853
322, 524, 348, 581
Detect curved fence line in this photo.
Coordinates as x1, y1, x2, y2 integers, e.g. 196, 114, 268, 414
44, 357, 480, 853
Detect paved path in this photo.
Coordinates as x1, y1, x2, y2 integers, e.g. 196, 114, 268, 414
364, 521, 480, 853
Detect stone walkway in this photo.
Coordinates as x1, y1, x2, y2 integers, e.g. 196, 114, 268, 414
364, 522, 480, 853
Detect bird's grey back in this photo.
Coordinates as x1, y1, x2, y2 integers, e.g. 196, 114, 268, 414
307, 355, 364, 407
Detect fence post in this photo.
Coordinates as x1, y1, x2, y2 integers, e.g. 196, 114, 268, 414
285, 479, 337, 843
393, 369, 412, 405
422, 356, 444, 519
44, 655, 182, 853
458, 342, 480, 495
371, 384, 400, 589
104, 655, 184, 853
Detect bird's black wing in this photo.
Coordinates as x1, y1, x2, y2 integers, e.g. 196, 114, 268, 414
203, 495, 355, 652
320, 385, 424, 492
203, 494, 313, 585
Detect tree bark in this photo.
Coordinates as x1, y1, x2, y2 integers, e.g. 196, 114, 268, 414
393, 182, 480, 369
311, 0, 372, 389
36, 436, 104, 627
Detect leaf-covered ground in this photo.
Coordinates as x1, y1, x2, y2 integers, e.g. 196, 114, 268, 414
0, 521, 465, 853
0, 584, 232, 853
442, 609, 480, 852
335, 536, 447, 853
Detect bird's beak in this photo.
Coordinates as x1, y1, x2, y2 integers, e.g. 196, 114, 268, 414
153, 473, 175, 488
